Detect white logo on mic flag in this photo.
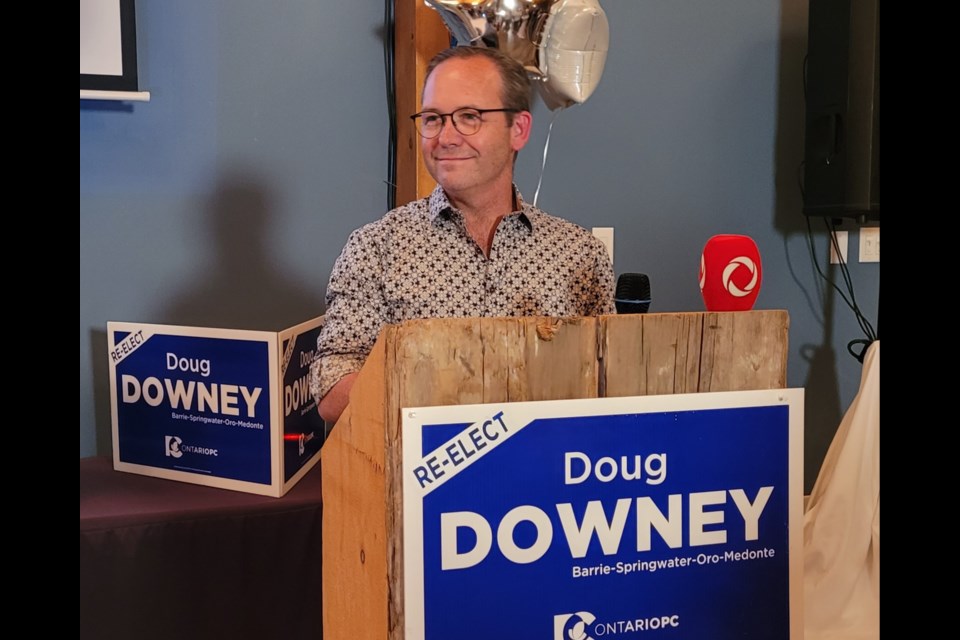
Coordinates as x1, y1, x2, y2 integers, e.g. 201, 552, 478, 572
699, 254, 706, 291
721, 256, 758, 297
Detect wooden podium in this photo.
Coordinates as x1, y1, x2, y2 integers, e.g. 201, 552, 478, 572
321, 311, 789, 639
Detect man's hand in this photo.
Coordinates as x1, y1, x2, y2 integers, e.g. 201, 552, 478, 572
318, 372, 359, 424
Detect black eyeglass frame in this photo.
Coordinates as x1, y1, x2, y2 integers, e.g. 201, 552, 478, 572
409, 107, 521, 138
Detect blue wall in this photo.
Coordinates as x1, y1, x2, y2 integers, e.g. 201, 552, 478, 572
80, 1, 879, 491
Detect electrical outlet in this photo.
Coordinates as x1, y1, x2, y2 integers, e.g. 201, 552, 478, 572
829, 230, 848, 264
593, 227, 614, 263
859, 227, 880, 263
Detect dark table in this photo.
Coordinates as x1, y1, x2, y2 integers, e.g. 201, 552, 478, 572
80, 457, 323, 640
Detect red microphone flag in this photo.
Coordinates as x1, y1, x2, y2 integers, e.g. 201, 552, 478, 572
699, 234, 762, 311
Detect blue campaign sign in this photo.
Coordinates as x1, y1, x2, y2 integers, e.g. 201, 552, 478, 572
403, 390, 803, 640
280, 326, 324, 482
111, 327, 273, 485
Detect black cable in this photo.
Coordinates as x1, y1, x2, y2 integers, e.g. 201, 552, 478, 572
823, 218, 876, 340
384, 0, 397, 211
802, 215, 877, 363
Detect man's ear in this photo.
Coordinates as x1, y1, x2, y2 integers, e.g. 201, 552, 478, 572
510, 110, 533, 152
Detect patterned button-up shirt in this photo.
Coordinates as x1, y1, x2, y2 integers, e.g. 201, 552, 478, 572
310, 185, 615, 401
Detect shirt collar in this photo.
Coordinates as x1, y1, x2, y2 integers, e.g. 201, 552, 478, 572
428, 184, 537, 231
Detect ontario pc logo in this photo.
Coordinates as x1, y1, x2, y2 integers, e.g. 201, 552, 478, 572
165, 435, 218, 458
555, 611, 681, 638
555, 612, 596, 640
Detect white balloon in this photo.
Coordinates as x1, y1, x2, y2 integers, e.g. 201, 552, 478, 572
537, 0, 610, 110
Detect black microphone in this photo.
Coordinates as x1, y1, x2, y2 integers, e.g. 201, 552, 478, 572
615, 273, 651, 314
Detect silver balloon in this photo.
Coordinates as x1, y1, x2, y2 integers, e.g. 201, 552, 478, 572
426, 0, 609, 110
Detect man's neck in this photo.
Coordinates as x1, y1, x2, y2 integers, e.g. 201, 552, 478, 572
447, 182, 516, 221
447, 183, 517, 257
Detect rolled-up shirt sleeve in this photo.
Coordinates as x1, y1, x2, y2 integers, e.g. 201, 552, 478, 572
310, 225, 387, 402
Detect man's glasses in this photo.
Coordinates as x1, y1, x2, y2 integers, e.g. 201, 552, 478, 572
410, 107, 519, 138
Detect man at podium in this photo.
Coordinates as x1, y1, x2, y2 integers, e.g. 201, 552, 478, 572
311, 46, 615, 423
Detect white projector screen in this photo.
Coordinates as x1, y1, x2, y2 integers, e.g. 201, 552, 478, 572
80, 0, 139, 92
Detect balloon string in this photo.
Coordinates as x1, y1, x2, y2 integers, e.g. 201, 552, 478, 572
533, 108, 562, 208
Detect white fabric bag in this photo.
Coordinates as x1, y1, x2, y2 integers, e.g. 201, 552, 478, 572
803, 341, 880, 640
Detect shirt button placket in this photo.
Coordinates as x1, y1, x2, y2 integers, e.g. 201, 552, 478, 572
484, 262, 495, 314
